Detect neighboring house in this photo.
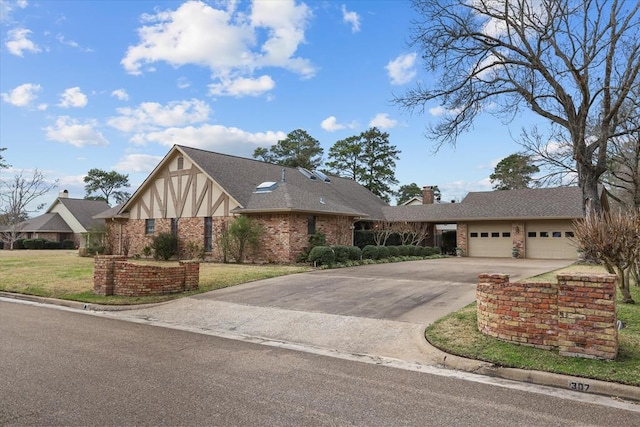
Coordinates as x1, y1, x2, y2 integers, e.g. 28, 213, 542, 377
98, 145, 600, 261
5, 190, 110, 248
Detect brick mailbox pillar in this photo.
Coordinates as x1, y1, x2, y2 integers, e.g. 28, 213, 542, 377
93, 255, 127, 296
180, 261, 200, 291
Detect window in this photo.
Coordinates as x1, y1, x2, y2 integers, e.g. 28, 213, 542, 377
480, 232, 489, 238
565, 231, 575, 238
307, 215, 316, 235
552, 231, 562, 238
177, 156, 184, 170
528, 231, 536, 237
540, 231, 549, 237
491, 232, 500, 238
204, 217, 212, 252
470, 232, 478, 238
171, 218, 179, 236
145, 219, 155, 235
502, 232, 511, 238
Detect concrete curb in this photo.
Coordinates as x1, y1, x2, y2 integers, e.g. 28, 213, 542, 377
3, 291, 639, 403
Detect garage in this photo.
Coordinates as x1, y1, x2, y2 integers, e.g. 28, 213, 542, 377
525, 220, 578, 259
467, 221, 512, 257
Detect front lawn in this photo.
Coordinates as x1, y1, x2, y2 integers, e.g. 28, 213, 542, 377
425, 264, 640, 386
0, 250, 311, 305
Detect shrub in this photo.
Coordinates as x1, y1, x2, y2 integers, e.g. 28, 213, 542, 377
228, 216, 263, 263
14, 239, 25, 250
308, 246, 335, 266
432, 246, 442, 255
62, 239, 75, 249
297, 232, 327, 263
22, 239, 35, 249
151, 232, 178, 261
362, 245, 379, 260
142, 246, 152, 258
348, 245, 362, 260
398, 245, 411, 256
332, 245, 351, 263
377, 246, 390, 259
420, 246, 433, 256
86, 245, 106, 256
387, 246, 400, 257
406, 245, 419, 256
44, 241, 62, 249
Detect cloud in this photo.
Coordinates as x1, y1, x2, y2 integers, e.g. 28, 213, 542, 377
111, 89, 129, 101
385, 52, 417, 85
208, 75, 275, 97
5, 27, 40, 56
113, 154, 164, 173
1, 82, 41, 107
369, 113, 397, 129
428, 105, 462, 117
341, 5, 360, 33
107, 99, 211, 132
130, 124, 287, 155
1, 0, 29, 23
321, 116, 345, 132
45, 116, 109, 147
177, 77, 191, 89
58, 87, 88, 108
121, 0, 315, 96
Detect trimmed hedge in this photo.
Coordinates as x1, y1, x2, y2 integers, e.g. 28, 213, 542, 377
362, 245, 379, 260
377, 246, 390, 259
62, 239, 75, 249
308, 245, 335, 265
387, 246, 400, 257
348, 245, 362, 260
332, 245, 351, 263
44, 241, 62, 249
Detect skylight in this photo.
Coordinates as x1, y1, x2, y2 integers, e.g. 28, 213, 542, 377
255, 181, 278, 193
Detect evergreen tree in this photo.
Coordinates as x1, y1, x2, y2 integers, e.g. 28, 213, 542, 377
490, 154, 540, 190
253, 129, 323, 170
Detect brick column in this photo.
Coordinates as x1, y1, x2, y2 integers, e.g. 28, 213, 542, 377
456, 223, 468, 256
557, 273, 618, 360
93, 255, 127, 296
180, 261, 200, 291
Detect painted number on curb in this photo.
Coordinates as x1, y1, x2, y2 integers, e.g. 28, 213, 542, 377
569, 381, 590, 392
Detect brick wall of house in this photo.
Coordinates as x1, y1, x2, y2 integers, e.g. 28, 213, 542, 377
93, 255, 199, 296
476, 273, 617, 359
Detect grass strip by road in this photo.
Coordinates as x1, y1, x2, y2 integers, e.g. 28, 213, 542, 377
0, 250, 310, 305
425, 264, 640, 387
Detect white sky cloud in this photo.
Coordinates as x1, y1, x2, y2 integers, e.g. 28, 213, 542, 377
114, 153, 164, 173
321, 116, 345, 132
1, 0, 29, 23
130, 124, 287, 151
369, 113, 397, 129
121, 0, 314, 97
208, 75, 275, 97
1, 82, 41, 107
111, 88, 129, 101
58, 87, 88, 108
341, 5, 360, 33
107, 99, 211, 132
45, 116, 109, 147
5, 27, 40, 56
385, 52, 416, 85
177, 77, 191, 89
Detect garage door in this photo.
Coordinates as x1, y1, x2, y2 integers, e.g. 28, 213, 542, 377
525, 221, 578, 259
467, 222, 512, 257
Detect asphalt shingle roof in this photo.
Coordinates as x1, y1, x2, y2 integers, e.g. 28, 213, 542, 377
53, 198, 111, 229
14, 213, 73, 233
177, 145, 388, 219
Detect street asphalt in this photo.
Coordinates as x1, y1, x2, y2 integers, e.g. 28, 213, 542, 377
2, 257, 639, 403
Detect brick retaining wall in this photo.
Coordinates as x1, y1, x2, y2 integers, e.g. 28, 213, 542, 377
476, 273, 618, 360
94, 255, 199, 297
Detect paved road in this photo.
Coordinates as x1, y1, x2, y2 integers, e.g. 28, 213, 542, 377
197, 258, 573, 323
2, 301, 638, 426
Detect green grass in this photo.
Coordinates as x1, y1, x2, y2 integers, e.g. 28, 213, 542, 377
426, 266, 640, 386
1, 250, 311, 305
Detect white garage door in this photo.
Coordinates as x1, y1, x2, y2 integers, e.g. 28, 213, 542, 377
525, 221, 578, 259
467, 222, 512, 257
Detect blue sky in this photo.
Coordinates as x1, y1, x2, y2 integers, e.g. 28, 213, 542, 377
1, 0, 530, 210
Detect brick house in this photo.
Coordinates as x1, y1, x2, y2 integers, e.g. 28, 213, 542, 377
99, 145, 388, 263
97, 145, 599, 262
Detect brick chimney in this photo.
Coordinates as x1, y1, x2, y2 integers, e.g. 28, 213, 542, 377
422, 186, 434, 204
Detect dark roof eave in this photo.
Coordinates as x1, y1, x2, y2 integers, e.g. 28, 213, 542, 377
231, 207, 369, 217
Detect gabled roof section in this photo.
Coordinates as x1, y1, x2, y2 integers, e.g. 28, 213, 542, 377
15, 213, 73, 233
175, 145, 388, 218
50, 198, 111, 230
93, 203, 128, 220
383, 187, 585, 222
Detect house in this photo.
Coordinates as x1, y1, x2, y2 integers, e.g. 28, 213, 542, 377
384, 185, 605, 259
99, 145, 597, 261
101, 145, 388, 262
5, 190, 110, 248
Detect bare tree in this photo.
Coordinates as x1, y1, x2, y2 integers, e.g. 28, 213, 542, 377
572, 210, 640, 303
396, 0, 640, 215
391, 222, 431, 246
0, 170, 58, 249
372, 221, 394, 246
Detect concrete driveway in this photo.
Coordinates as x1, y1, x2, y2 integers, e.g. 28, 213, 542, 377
195, 258, 573, 324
